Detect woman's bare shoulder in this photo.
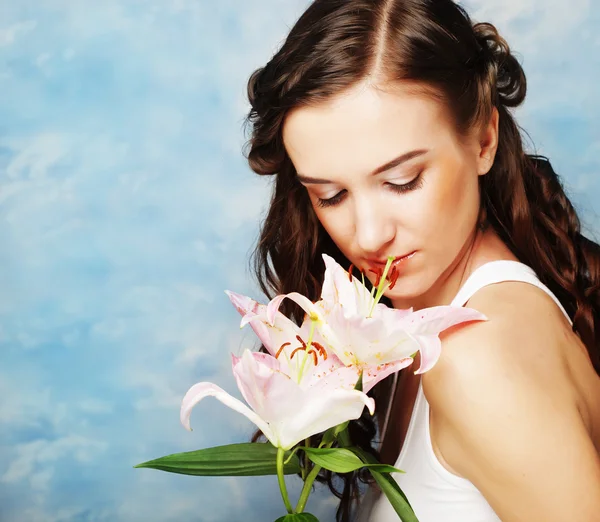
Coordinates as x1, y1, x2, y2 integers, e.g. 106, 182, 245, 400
428, 279, 575, 386
421, 281, 600, 522
429, 279, 599, 414
423, 276, 600, 461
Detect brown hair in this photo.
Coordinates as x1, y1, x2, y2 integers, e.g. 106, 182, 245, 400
243, 1, 600, 520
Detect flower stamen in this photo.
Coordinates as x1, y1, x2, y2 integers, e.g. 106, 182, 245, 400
312, 341, 327, 360
369, 267, 383, 287
290, 346, 305, 359
275, 342, 291, 359
388, 266, 399, 290
288, 335, 327, 366
307, 349, 318, 366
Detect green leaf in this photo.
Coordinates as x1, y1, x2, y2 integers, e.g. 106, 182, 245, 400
335, 426, 351, 447
369, 470, 419, 522
303, 447, 404, 474
319, 426, 336, 447
333, 421, 349, 437
135, 442, 301, 477
349, 448, 419, 522
274, 514, 320, 522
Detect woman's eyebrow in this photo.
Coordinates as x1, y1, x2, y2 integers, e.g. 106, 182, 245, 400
296, 148, 429, 184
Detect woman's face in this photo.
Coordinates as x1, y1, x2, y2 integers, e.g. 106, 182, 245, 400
282, 82, 498, 309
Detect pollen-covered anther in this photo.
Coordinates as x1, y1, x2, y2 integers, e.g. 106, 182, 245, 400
348, 264, 354, 282
307, 349, 318, 366
288, 336, 326, 365
369, 267, 383, 287
290, 346, 305, 359
388, 266, 399, 290
275, 342, 291, 359
312, 342, 327, 360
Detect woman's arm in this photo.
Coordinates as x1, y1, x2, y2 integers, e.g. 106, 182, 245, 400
425, 306, 600, 522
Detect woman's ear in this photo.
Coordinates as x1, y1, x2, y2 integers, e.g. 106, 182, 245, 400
477, 107, 499, 176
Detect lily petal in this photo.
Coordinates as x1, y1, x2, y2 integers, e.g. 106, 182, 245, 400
225, 290, 260, 316
231, 350, 293, 423
276, 387, 375, 449
361, 358, 414, 393
300, 352, 346, 388
398, 306, 487, 336
321, 254, 374, 316
266, 292, 324, 326
180, 381, 276, 444
410, 334, 442, 374
226, 291, 274, 353
304, 364, 362, 391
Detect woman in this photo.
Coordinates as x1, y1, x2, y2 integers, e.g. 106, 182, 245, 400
243, 1, 600, 521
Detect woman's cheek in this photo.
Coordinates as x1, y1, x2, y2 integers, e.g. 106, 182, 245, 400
315, 206, 353, 243
388, 186, 434, 236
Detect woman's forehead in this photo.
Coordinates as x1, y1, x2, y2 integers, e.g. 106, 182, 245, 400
282, 84, 453, 178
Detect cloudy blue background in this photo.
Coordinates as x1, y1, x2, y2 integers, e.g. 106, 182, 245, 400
0, 1, 598, 521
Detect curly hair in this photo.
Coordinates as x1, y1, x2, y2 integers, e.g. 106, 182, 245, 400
242, 1, 600, 520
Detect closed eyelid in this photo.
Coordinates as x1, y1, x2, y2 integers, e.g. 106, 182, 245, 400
297, 148, 430, 183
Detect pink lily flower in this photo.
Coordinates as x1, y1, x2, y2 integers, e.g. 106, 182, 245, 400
180, 349, 374, 450
265, 254, 488, 392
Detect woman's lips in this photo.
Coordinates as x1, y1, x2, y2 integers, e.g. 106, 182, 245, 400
365, 251, 416, 270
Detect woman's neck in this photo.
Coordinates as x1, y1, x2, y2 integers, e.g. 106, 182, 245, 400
391, 226, 517, 311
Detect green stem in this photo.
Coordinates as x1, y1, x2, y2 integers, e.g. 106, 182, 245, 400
301, 437, 311, 480
296, 439, 335, 513
277, 448, 294, 514
295, 461, 322, 513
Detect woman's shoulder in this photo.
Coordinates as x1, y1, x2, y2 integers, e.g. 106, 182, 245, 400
430, 277, 575, 386
421, 280, 600, 522
422, 276, 582, 430
423, 275, 599, 452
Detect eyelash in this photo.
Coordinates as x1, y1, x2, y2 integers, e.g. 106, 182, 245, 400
316, 171, 424, 209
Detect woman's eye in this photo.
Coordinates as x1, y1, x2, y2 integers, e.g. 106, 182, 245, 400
387, 171, 424, 194
315, 172, 423, 209
316, 190, 346, 208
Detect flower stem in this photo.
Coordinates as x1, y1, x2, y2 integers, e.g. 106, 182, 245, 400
295, 439, 334, 513
301, 437, 311, 480
277, 448, 294, 514
295, 461, 322, 513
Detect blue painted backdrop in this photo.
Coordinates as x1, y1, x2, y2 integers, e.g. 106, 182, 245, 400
1, 1, 598, 521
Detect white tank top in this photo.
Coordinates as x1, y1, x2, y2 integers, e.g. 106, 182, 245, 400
359, 260, 572, 522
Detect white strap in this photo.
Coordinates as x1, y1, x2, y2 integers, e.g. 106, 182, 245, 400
451, 260, 571, 323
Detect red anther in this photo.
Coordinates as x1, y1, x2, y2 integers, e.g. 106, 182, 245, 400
307, 349, 318, 366
290, 346, 305, 359
295, 335, 306, 348
312, 342, 327, 359
388, 265, 397, 284
348, 264, 354, 282
369, 267, 382, 287
275, 342, 291, 359
389, 266, 400, 290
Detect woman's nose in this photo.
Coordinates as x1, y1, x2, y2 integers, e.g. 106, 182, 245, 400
353, 198, 395, 255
